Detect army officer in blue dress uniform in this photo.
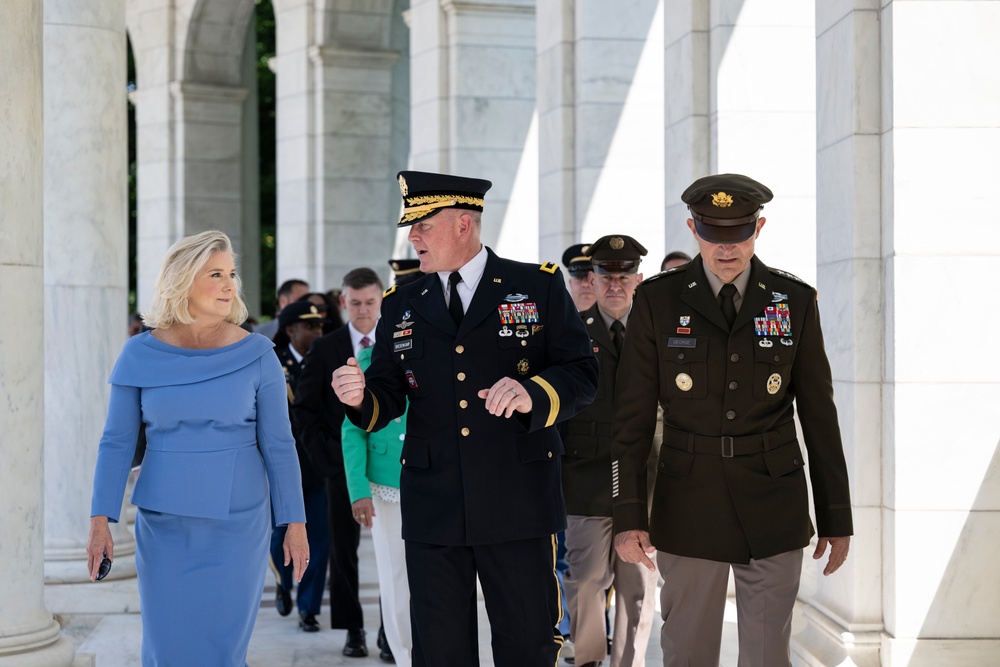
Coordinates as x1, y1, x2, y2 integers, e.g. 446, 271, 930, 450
332, 171, 599, 667
612, 174, 853, 667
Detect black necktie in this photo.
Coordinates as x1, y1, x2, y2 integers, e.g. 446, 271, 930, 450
448, 272, 464, 325
610, 320, 625, 357
719, 283, 738, 329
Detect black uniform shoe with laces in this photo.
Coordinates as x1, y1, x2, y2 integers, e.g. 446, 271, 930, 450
343, 628, 368, 657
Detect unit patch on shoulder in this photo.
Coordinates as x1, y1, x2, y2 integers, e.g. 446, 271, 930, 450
539, 261, 558, 274
383, 284, 398, 298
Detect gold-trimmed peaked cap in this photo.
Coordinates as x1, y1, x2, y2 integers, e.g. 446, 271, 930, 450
588, 235, 647, 274
681, 173, 773, 244
396, 170, 492, 227
278, 300, 329, 329
561, 243, 593, 277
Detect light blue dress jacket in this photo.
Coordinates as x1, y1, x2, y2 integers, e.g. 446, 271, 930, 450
91, 332, 306, 525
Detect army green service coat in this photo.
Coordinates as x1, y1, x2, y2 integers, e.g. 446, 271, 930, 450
611, 255, 853, 563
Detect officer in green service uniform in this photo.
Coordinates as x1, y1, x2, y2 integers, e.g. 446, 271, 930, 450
611, 174, 853, 667
332, 171, 599, 667
562, 235, 658, 667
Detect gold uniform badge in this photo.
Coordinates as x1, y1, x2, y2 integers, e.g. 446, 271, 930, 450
711, 191, 733, 207
398, 174, 408, 196
517, 359, 530, 375
675, 373, 693, 392
766, 373, 782, 395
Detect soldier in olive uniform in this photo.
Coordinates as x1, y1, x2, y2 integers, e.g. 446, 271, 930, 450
563, 242, 596, 311
612, 174, 853, 667
332, 171, 599, 667
562, 235, 658, 667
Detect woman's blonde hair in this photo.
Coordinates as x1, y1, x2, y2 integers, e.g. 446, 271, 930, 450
142, 230, 249, 328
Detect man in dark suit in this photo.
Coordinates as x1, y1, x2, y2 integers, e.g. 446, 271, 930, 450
270, 301, 330, 632
332, 170, 599, 667
292, 267, 384, 657
562, 235, 658, 667
612, 174, 854, 666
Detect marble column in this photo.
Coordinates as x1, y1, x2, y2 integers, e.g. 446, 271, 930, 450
793, 3, 883, 664
309, 40, 400, 288
409, 0, 537, 262
876, 2, 1000, 664
43, 0, 137, 588
538, 0, 665, 267
662, 0, 709, 255
273, 0, 319, 287
0, 1, 75, 664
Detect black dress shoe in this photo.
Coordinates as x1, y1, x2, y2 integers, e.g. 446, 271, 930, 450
298, 612, 320, 632
376, 626, 394, 662
275, 585, 292, 617
343, 628, 368, 657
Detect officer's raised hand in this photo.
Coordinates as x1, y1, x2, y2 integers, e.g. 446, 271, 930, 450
332, 357, 366, 407
478, 377, 533, 418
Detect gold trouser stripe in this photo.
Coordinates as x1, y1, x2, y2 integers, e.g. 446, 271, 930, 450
551, 533, 564, 666
529, 376, 560, 427
365, 389, 380, 432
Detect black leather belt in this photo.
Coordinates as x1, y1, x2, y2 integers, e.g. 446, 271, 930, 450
664, 421, 797, 458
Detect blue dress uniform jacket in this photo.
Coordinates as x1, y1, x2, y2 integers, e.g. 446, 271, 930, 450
612, 255, 853, 564
348, 248, 599, 546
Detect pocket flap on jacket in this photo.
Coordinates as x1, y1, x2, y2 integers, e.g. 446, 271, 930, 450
658, 446, 694, 479
400, 435, 429, 469
763, 441, 805, 478
565, 436, 598, 459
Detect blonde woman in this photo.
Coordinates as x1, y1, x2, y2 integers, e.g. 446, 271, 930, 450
87, 231, 308, 666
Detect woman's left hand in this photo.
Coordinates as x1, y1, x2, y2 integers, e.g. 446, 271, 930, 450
283, 522, 310, 582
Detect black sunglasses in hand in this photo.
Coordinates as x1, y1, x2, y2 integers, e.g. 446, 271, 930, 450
96, 550, 112, 581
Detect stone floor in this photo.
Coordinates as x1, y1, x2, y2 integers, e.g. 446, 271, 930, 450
58, 530, 745, 666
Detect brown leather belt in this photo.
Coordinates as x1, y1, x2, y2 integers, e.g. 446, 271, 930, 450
664, 421, 797, 458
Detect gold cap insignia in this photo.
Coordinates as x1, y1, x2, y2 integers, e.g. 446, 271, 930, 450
610, 237, 625, 250
398, 174, 408, 196
675, 373, 693, 392
711, 192, 733, 207
517, 359, 530, 375
767, 373, 782, 395
309, 305, 319, 314
581, 245, 590, 254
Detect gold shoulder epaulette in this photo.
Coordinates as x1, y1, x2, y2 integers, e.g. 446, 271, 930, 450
539, 261, 559, 274
383, 284, 398, 298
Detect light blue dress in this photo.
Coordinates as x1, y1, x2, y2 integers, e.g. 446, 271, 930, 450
91, 332, 306, 667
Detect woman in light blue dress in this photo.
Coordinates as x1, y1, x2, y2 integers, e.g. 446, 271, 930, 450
87, 231, 309, 667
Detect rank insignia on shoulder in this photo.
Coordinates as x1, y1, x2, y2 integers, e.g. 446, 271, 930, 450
504, 293, 529, 302
769, 268, 810, 287
383, 284, 397, 298
539, 261, 558, 274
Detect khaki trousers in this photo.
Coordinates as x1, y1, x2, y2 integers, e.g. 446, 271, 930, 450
656, 549, 802, 667
565, 515, 659, 666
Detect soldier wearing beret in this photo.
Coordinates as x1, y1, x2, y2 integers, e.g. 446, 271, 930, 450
562, 235, 659, 667
563, 243, 597, 311
612, 174, 853, 666
332, 170, 599, 667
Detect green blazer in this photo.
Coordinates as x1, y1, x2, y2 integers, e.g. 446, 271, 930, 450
341, 346, 407, 502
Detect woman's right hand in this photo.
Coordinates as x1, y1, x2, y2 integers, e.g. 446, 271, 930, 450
86, 516, 113, 581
